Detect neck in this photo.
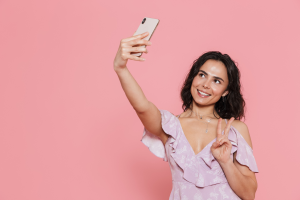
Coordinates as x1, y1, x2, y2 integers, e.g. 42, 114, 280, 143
190, 101, 219, 118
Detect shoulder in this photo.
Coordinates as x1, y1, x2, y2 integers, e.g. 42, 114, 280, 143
160, 110, 179, 122
231, 120, 253, 149
164, 111, 177, 118
165, 111, 180, 118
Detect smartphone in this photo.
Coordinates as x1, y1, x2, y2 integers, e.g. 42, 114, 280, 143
131, 17, 160, 57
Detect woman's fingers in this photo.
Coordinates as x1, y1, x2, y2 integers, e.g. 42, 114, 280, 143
119, 41, 149, 61
211, 140, 220, 148
224, 117, 235, 137
216, 118, 222, 138
122, 32, 149, 43
127, 39, 152, 47
123, 46, 148, 53
218, 137, 231, 146
122, 54, 146, 61
218, 134, 226, 144
119, 33, 151, 59
114, 32, 151, 70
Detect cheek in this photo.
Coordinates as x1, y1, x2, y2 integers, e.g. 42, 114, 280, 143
211, 85, 225, 96
192, 77, 203, 86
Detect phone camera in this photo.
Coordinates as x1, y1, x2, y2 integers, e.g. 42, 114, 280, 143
142, 18, 146, 24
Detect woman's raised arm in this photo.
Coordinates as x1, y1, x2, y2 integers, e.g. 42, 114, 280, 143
113, 32, 168, 144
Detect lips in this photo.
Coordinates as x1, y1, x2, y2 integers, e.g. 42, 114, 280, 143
197, 89, 211, 96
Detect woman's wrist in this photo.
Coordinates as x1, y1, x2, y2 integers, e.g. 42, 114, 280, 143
217, 157, 233, 167
114, 65, 128, 75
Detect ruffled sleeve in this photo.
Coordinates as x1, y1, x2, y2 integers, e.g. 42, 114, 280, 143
230, 126, 259, 173
141, 109, 180, 162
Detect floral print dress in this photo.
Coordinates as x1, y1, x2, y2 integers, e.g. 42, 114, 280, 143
141, 109, 259, 200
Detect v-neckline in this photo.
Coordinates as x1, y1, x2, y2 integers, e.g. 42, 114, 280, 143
176, 116, 226, 156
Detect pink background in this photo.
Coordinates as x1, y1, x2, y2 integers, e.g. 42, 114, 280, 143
0, 0, 299, 199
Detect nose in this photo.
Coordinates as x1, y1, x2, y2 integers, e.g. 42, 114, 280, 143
203, 79, 210, 89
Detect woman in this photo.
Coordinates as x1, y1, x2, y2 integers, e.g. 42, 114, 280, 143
114, 32, 259, 200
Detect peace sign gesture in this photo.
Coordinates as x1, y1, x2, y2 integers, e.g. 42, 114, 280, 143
210, 117, 235, 165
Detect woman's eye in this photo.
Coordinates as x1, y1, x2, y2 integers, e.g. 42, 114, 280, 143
199, 73, 205, 78
215, 80, 220, 84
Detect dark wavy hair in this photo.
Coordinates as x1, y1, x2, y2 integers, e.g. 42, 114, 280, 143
180, 51, 245, 120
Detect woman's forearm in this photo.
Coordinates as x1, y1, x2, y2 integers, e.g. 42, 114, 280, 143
219, 160, 256, 200
115, 67, 150, 113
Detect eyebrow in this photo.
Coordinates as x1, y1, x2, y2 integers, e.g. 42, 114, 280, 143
199, 70, 225, 82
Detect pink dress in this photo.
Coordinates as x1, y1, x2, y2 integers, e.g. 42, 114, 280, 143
141, 109, 259, 200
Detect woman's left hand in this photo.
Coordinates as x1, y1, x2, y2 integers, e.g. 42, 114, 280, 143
211, 117, 235, 165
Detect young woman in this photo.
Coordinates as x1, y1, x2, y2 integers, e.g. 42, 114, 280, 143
114, 32, 259, 200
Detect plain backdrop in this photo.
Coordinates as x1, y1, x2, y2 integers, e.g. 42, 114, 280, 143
0, 0, 299, 199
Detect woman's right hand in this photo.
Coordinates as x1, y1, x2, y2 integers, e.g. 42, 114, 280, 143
113, 32, 152, 72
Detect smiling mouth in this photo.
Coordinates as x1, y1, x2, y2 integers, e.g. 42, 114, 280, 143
197, 89, 211, 96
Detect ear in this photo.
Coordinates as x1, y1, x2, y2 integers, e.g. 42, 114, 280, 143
222, 90, 229, 97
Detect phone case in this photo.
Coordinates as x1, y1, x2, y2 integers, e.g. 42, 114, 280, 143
132, 17, 159, 57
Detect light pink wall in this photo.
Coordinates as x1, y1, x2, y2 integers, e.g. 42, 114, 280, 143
0, 0, 299, 199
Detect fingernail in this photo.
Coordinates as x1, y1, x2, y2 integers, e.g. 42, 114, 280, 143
148, 41, 152, 45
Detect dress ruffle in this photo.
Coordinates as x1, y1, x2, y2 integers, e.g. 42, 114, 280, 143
230, 126, 259, 172
141, 110, 259, 188
141, 109, 181, 162
174, 127, 229, 187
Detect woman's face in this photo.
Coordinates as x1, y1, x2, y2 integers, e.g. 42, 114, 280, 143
191, 59, 229, 106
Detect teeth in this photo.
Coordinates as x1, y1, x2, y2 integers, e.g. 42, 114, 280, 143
198, 90, 210, 96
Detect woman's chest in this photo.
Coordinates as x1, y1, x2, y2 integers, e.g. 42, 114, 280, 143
179, 118, 227, 155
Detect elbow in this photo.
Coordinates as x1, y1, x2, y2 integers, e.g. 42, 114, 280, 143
241, 175, 257, 200
241, 190, 256, 200
134, 101, 151, 114
243, 195, 255, 200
